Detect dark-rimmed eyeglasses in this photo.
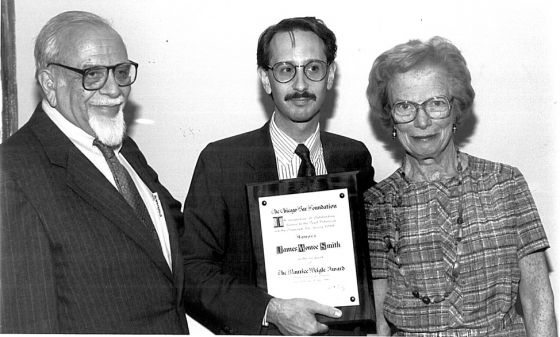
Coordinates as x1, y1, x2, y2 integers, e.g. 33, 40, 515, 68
390, 96, 454, 124
47, 61, 138, 91
265, 60, 328, 83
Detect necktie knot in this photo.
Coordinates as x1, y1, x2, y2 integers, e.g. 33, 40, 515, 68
93, 139, 116, 159
294, 143, 310, 158
295, 144, 316, 177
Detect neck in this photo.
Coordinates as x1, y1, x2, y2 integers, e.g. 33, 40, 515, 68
273, 113, 319, 143
403, 142, 459, 182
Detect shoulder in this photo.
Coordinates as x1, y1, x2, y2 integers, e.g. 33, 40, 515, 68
1, 121, 37, 150
1, 103, 48, 154
211, 128, 263, 147
1, 123, 43, 172
1, 124, 52, 204
364, 170, 401, 203
200, 125, 270, 157
322, 131, 369, 152
321, 131, 372, 167
465, 153, 522, 180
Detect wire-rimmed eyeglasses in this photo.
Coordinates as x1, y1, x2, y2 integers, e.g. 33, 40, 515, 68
390, 96, 454, 124
265, 60, 328, 83
47, 61, 138, 91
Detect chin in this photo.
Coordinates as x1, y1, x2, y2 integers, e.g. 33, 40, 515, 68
89, 109, 126, 146
291, 116, 316, 124
289, 110, 320, 124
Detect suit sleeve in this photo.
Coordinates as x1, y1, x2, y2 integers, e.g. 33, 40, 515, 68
1, 171, 58, 333
181, 146, 272, 334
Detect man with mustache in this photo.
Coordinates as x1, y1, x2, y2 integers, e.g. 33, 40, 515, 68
182, 17, 375, 335
0, 11, 189, 333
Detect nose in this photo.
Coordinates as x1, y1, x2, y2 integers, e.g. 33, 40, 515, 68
99, 69, 122, 97
413, 106, 432, 129
291, 66, 308, 92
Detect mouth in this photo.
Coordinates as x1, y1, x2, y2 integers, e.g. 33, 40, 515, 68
289, 97, 315, 106
90, 104, 122, 116
412, 134, 437, 141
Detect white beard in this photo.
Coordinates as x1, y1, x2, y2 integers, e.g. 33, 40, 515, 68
88, 108, 126, 147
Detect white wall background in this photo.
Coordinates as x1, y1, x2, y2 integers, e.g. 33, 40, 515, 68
13, 0, 559, 328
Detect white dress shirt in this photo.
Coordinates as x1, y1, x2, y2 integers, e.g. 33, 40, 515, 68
262, 112, 328, 326
42, 100, 173, 270
269, 112, 327, 179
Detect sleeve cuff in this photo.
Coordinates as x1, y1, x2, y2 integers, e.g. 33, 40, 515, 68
262, 301, 270, 326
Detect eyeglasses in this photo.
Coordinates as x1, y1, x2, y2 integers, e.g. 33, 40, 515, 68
47, 61, 138, 91
266, 60, 328, 83
390, 96, 453, 124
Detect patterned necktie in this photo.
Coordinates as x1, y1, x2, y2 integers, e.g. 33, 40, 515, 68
93, 139, 158, 239
295, 144, 316, 177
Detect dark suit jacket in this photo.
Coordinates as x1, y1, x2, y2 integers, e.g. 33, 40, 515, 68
182, 122, 374, 334
0, 104, 189, 334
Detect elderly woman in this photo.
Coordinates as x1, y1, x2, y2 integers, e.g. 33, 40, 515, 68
365, 36, 556, 336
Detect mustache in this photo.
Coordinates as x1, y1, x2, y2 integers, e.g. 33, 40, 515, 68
90, 97, 126, 106
284, 91, 316, 101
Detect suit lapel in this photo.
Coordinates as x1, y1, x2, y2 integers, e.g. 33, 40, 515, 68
120, 141, 179, 284
321, 131, 346, 174
30, 105, 172, 281
121, 142, 184, 298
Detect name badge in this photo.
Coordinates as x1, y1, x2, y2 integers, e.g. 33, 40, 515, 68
151, 192, 164, 219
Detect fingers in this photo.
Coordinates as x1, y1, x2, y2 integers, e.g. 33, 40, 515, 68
314, 322, 330, 335
266, 298, 342, 335
306, 299, 342, 319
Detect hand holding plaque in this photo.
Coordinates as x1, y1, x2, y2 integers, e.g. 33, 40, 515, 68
266, 297, 342, 335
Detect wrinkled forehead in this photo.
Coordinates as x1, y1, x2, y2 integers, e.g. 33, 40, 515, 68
58, 23, 128, 65
388, 65, 451, 102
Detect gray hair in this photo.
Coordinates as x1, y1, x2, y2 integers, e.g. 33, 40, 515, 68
367, 36, 475, 128
34, 11, 115, 78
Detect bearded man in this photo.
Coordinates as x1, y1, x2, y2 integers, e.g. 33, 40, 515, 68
0, 11, 189, 334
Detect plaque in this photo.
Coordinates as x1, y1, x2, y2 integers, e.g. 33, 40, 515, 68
247, 171, 374, 325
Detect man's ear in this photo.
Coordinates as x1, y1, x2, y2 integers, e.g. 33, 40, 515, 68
258, 67, 272, 95
326, 62, 337, 90
38, 69, 57, 107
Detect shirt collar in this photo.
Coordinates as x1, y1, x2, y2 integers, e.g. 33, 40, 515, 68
269, 111, 322, 163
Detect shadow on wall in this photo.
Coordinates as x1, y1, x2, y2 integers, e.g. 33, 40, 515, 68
368, 103, 479, 163
257, 69, 339, 132
124, 100, 140, 136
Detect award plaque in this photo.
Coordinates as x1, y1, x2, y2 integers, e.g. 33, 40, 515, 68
247, 171, 374, 325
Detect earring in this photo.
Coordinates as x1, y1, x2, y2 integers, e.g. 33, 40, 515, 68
392, 128, 397, 140
452, 124, 457, 134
